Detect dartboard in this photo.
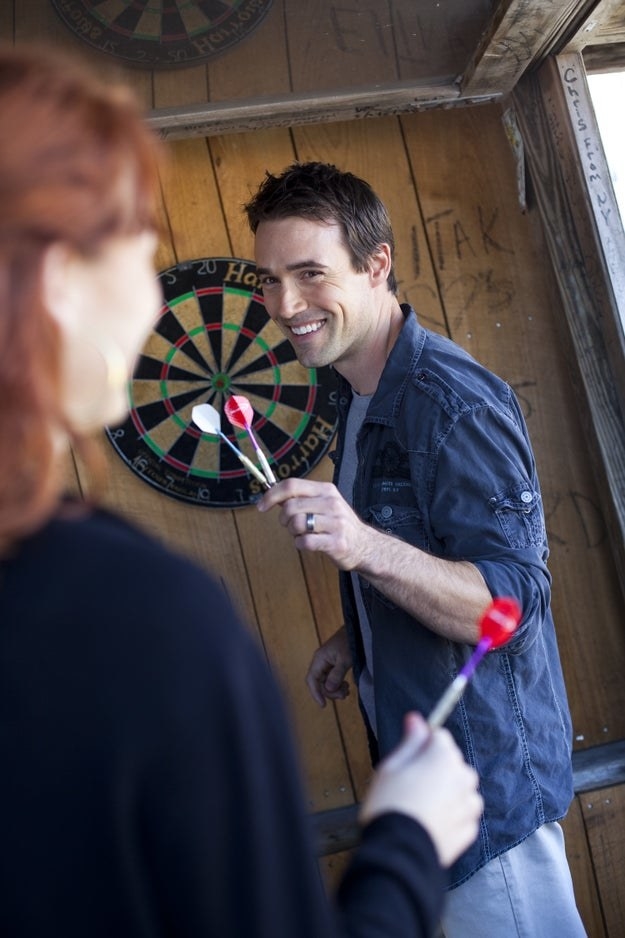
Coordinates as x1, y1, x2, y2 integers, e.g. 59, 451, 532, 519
105, 257, 338, 508
51, 0, 274, 68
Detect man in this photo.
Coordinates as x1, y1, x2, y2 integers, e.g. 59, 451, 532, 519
246, 162, 586, 937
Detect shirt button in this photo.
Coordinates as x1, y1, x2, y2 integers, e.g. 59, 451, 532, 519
520, 490, 533, 504
381, 506, 393, 519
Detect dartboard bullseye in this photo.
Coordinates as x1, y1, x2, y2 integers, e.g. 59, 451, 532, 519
105, 257, 338, 508
51, 0, 274, 68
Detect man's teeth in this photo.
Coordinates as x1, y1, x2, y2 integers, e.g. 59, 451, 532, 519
291, 321, 324, 336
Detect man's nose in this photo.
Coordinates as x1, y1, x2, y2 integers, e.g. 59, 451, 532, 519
276, 281, 307, 319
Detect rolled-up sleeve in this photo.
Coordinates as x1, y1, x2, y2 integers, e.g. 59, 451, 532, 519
429, 396, 551, 654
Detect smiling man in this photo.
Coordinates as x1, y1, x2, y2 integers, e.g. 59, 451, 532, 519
245, 162, 586, 938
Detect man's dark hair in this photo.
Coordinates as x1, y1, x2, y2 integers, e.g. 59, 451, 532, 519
244, 161, 397, 294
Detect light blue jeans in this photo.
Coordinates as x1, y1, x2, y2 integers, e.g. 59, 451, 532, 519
440, 823, 587, 938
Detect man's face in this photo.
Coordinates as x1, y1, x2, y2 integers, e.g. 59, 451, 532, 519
254, 216, 377, 371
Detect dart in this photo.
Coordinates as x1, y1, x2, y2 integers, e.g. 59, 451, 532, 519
427, 596, 522, 729
191, 403, 270, 489
224, 394, 277, 486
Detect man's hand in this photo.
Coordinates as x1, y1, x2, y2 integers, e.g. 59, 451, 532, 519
257, 478, 369, 571
257, 477, 487, 644
305, 625, 352, 707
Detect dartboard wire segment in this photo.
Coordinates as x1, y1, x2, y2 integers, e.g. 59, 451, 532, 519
50, 0, 274, 68
105, 257, 338, 508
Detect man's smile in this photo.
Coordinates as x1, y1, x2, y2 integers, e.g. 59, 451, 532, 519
289, 319, 326, 336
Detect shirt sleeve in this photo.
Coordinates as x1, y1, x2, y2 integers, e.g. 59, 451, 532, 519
337, 813, 447, 938
429, 394, 551, 653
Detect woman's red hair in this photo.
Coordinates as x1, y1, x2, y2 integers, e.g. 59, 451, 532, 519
0, 42, 162, 555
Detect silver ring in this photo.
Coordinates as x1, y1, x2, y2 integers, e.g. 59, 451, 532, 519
306, 512, 316, 533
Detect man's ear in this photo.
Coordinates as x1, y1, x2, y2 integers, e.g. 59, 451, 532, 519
368, 243, 392, 287
40, 242, 83, 332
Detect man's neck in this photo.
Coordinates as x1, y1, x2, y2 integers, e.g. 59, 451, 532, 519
336, 298, 405, 395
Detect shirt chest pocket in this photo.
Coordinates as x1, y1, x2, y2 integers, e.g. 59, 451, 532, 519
366, 503, 428, 549
489, 483, 546, 549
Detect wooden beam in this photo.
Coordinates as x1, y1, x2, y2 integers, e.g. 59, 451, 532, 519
311, 740, 625, 856
511, 55, 625, 605
145, 80, 500, 140
565, 0, 625, 52
584, 41, 625, 72
460, 0, 595, 96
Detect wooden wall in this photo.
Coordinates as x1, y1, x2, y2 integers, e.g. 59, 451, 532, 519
4, 5, 625, 936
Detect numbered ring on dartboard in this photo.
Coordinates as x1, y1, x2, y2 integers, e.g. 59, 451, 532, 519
105, 257, 338, 508
50, 0, 274, 69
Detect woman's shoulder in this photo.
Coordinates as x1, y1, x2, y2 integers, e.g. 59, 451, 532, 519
39, 502, 238, 632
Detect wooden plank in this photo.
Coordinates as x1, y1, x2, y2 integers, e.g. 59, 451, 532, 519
581, 784, 625, 934
284, 0, 398, 94
402, 102, 625, 750
209, 127, 358, 811
556, 797, 606, 937
153, 64, 208, 110
513, 59, 625, 618
584, 41, 625, 72
566, 0, 625, 51
146, 79, 473, 141
156, 137, 223, 261
207, 0, 290, 103
573, 739, 625, 792
461, 0, 592, 96
393, 0, 494, 82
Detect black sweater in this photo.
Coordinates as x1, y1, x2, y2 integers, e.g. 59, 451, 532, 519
0, 506, 445, 937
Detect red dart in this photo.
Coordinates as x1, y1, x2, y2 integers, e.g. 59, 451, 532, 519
428, 597, 522, 728
225, 395, 254, 430
224, 395, 276, 486
479, 596, 521, 649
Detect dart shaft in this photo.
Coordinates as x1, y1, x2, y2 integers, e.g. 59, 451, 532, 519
219, 432, 270, 489
256, 447, 277, 486
428, 674, 468, 729
428, 638, 492, 728
244, 426, 276, 486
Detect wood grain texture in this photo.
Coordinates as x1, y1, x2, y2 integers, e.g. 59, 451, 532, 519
562, 797, 607, 938
581, 784, 625, 935
461, 0, 589, 94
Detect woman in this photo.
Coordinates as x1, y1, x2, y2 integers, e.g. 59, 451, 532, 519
0, 43, 482, 938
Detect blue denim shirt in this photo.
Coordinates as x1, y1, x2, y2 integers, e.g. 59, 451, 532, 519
333, 306, 574, 888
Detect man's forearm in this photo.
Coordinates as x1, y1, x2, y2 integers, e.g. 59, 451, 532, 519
354, 526, 490, 644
